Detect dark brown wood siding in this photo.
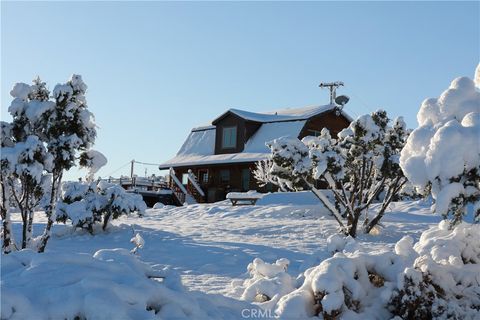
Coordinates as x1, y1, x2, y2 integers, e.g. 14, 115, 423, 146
172, 163, 277, 202
245, 120, 262, 141
299, 111, 350, 139
168, 109, 351, 203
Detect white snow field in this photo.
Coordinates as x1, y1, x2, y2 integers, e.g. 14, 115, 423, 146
3, 192, 479, 319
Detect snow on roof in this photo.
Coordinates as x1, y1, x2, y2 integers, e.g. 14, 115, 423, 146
244, 120, 306, 153
158, 152, 270, 169
159, 120, 307, 169
159, 104, 353, 169
225, 108, 297, 123
213, 104, 353, 124
176, 128, 215, 156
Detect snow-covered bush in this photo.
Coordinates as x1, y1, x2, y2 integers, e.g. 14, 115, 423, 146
56, 180, 146, 232
273, 222, 480, 319
233, 258, 296, 310
130, 233, 145, 254
390, 221, 480, 319
259, 110, 409, 237
1, 75, 102, 253
276, 251, 405, 319
0, 248, 216, 320
400, 74, 480, 224
262, 137, 312, 191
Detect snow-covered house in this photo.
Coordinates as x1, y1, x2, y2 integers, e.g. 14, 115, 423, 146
159, 105, 352, 203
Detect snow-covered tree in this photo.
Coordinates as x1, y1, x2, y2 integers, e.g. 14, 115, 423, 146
1, 122, 16, 253
400, 74, 480, 224
1, 75, 99, 253
1, 137, 52, 249
37, 75, 97, 252
260, 110, 409, 237
1, 78, 55, 251
253, 159, 276, 188
56, 180, 146, 233
261, 137, 312, 192
312, 111, 409, 237
79, 149, 108, 182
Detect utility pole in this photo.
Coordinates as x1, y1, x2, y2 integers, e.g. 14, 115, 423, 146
319, 81, 344, 105
130, 159, 135, 179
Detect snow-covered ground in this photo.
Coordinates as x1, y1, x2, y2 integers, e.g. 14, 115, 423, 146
6, 192, 480, 319
5, 192, 440, 298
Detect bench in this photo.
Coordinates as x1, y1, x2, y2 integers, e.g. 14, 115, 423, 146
229, 198, 260, 206
226, 191, 262, 206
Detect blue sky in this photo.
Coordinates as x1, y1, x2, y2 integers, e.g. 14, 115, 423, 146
2, 1, 479, 180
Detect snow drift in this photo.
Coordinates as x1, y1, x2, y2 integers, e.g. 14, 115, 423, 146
0, 249, 242, 320
274, 222, 480, 319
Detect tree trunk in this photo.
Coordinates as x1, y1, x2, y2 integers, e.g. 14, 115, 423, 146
21, 211, 28, 249
365, 178, 406, 234
102, 211, 112, 231
348, 208, 361, 238
2, 210, 14, 253
38, 171, 62, 253
26, 209, 34, 245
1, 177, 15, 253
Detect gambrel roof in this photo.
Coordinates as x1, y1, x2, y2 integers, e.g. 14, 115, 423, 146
159, 104, 352, 169
212, 104, 353, 124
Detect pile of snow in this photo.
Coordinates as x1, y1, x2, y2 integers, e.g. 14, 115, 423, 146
1, 249, 218, 320
256, 190, 325, 206
326, 234, 359, 255
226, 190, 263, 200
276, 251, 405, 319
400, 74, 480, 221
81, 149, 108, 180
256, 221, 480, 319
393, 221, 480, 319
232, 258, 296, 310
153, 202, 165, 209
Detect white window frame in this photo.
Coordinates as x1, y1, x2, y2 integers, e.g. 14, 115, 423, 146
308, 129, 322, 137
182, 173, 189, 185
199, 169, 209, 184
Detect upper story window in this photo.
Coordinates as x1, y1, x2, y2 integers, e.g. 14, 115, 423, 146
308, 129, 322, 137
222, 126, 237, 149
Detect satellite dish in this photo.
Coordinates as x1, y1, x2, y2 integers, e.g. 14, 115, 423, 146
335, 95, 350, 106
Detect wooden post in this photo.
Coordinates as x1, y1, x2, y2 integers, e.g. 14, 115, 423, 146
130, 160, 135, 179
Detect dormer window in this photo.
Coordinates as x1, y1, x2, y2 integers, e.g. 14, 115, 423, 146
222, 126, 237, 149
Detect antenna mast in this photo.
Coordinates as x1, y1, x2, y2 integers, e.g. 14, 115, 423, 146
319, 81, 344, 105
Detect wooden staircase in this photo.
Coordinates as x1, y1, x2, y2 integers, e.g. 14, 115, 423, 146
169, 168, 206, 205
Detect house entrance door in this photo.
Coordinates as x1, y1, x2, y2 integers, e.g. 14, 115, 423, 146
241, 168, 250, 191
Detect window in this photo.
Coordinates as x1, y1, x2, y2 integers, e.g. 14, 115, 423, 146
220, 169, 230, 183
308, 129, 322, 137
182, 173, 188, 185
222, 126, 237, 149
198, 169, 209, 184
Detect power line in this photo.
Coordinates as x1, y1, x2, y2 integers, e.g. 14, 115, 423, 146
343, 87, 376, 116
104, 161, 131, 177
133, 160, 162, 166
